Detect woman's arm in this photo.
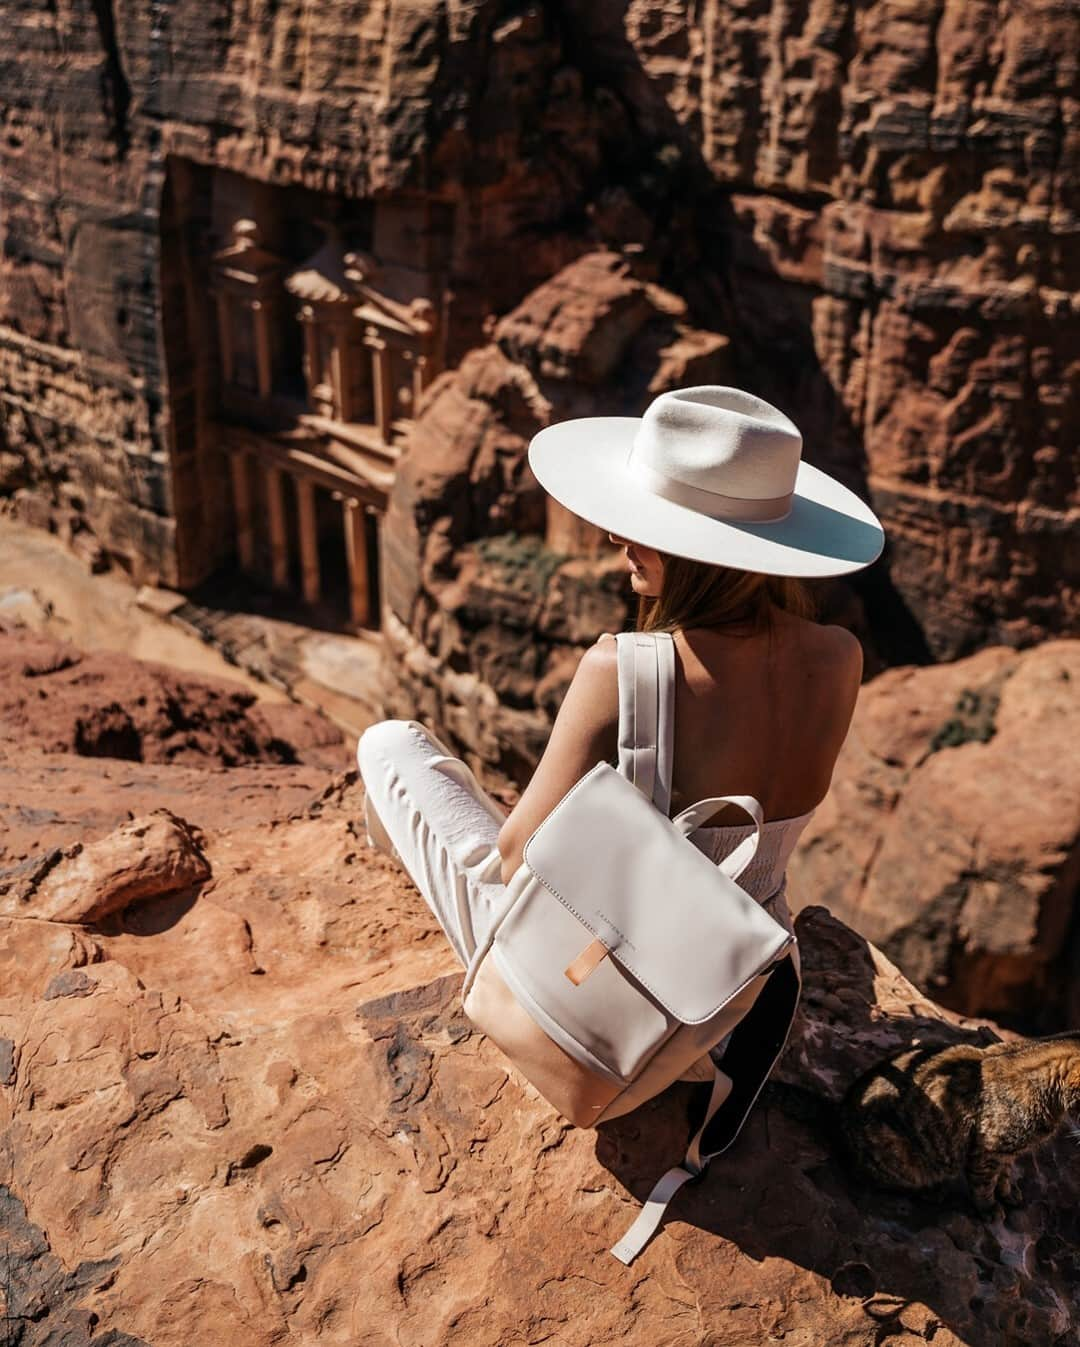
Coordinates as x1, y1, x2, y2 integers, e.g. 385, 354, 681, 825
496, 634, 619, 885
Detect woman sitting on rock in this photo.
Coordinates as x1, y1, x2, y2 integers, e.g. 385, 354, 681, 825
357, 385, 883, 1246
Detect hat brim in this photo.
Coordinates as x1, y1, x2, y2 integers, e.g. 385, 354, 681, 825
528, 416, 885, 579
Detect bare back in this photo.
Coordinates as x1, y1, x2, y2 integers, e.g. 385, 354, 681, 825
497, 606, 863, 885
664, 611, 863, 826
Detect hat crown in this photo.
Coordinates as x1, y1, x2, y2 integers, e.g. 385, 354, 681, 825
630, 387, 802, 506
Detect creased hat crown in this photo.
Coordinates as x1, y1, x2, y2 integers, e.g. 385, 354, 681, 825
628, 387, 802, 522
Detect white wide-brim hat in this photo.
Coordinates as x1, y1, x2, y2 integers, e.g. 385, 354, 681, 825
527, 386, 884, 578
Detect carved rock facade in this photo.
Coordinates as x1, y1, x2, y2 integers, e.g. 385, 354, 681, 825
1, 0, 1076, 660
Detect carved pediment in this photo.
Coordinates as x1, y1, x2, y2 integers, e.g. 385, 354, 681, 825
285, 225, 352, 308
211, 219, 283, 291
345, 252, 438, 339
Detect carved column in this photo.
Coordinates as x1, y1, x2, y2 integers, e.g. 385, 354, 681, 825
342, 495, 370, 628
230, 452, 255, 571
210, 220, 282, 398
371, 339, 394, 444
332, 319, 354, 422
300, 307, 319, 398
216, 298, 235, 388
296, 476, 321, 605
266, 464, 290, 590
412, 352, 428, 410
252, 299, 273, 397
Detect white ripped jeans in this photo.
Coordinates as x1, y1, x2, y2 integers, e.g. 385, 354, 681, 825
356, 718, 512, 978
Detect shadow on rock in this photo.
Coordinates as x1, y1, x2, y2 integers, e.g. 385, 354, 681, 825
595, 908, 1079, 1347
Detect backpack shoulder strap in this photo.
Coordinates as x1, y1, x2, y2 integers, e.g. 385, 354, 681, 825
610, 1062, 731, 1265
610, 950, 802, 1265
615, 631, 676, 815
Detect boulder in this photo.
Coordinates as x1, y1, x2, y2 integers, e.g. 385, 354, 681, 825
0, 809, 210, 925
790, 640, 1080, 1028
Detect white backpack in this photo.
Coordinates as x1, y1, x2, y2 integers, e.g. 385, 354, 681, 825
463, 630, 802, 1263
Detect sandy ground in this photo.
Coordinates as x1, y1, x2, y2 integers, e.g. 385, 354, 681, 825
0, 518, 291, 702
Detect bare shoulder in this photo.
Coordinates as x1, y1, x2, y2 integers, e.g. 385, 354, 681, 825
786, 613, 862, 677
581, 630, 619, 666
571, 632, 619, 692
779, 618, 864, 744
802, 622, 864, 742
535, 630, 614, 759
817, 622, 864, 675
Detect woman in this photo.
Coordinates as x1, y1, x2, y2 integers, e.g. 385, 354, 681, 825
358, 386, 883, 1259
358, 386, 883, 987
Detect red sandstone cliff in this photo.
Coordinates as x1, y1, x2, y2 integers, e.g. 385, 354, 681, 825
1, 0, 1076, 659
789, 636, 1080, 1031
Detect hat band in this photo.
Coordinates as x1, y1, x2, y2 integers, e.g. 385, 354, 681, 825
630, 459, 794, 523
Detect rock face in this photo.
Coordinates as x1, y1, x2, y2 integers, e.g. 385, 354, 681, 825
3, 629, 1080, 1344
559, 0, 1080, 658
1, 0, 1076, 658
789, 639, 1080, 1031
0, 626, 345, 769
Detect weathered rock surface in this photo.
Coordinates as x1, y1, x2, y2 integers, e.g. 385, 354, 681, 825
559, 0, 1080, 658
790, 639, 1080, 1030
0, 626, 346, 770
2, 634, 1080, 1344
0, 809, 210, 925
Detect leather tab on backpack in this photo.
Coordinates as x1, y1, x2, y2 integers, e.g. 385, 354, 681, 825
564, 937, 610, 986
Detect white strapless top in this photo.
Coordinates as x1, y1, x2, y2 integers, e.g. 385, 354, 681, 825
689, 810, 815, 902
680, 810, 817, 946
610, 736, 817, 914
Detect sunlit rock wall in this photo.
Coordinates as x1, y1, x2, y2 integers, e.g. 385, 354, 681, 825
557, 0, 1080, 657
1, 0, 1076, 650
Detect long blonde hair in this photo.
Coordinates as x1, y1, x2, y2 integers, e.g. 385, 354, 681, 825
636, 552, 816, 634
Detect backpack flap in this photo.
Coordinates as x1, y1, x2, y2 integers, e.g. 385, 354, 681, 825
490, 761, 793, 1083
